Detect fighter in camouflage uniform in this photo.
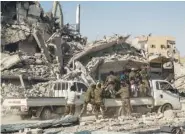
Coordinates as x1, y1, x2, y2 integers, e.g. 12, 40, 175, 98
79, 84, 96, 117
105, 71, 119, 98
129, 68, 136, 82
94, 82, 105, 120
138, 80, 148, 97
116, 81, 131, 116
140, 65, 150, 95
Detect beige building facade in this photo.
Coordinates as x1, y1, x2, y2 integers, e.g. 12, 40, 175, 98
134, 35, 180, 61
132, 35, 180, 80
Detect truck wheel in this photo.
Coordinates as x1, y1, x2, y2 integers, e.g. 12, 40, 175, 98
40, 108, 52, 120
161, 104, 173, 113
20, 114, 32, 120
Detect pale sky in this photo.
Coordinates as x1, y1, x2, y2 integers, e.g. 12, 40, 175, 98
40, 1, 185, 56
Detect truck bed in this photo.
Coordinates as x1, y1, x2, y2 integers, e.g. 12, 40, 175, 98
104, 97, 154, 107
2, 97, 84, 107
3, 97, 153, 108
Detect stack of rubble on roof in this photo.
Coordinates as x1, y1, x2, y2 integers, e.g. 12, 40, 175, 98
64, 34, 148, 81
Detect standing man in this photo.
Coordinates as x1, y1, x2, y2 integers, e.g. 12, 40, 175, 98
138, 80, 148, 97
140, 65, 150, 95
105, 71, 119, 98
129, 68, 136, 82
79, 84, 96, 117
64, 84, 79, 116
94, 82, 105, 120
116, 81, 131, 116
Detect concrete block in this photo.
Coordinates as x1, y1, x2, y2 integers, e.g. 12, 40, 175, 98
31, 128, 43, 134
28, 5, 41, 17
163, 110, 175, 119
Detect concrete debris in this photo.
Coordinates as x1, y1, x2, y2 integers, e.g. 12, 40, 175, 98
1, 115, 79, 133
2, 23, 31, 45
68, 34, 131, 66
62, 62, 96, 86
1, 2, 185, 134
1, 53, 58, 79
163, 110, 175, 120
41, 110, 185, 133
174, 62, 185, 91
0, 53, 21, 71
1, 81, 54, 100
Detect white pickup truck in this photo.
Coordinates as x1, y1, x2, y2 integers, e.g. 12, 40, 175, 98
2, 79, 184, 120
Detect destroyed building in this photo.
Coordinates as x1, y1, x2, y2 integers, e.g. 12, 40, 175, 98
65, 34, 148, 82
0, 1, 87, 98
1, 1, 185, 101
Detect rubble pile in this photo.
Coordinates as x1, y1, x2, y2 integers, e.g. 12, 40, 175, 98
65, 34, 147, 81
86, 54, 146, 73
1, 110, 185, 133
59, 110, 185, 133
1, 1, 89, 94
1, 53, 59, 79
174, 62, 185, 91
1, 81, 55, 99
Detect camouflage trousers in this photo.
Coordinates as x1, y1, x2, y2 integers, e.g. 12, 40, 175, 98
79, 101, 94, 117
105, 84, 116, 98
143, 79, 150, 96
94, 102, 105, 119
119, 98, 131, 116
64, 104, 75, 116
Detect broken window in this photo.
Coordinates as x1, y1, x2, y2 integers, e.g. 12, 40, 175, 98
159, 81, 178, 94
151, 44, 156, 48
4, 43, 19, 52
167, 45, 171, 48
159, 82, 172, 90
161, 45, 165, 49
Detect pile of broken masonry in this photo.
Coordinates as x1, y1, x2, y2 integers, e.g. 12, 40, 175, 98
1, 1, 185, 101
1, 110, 185, 133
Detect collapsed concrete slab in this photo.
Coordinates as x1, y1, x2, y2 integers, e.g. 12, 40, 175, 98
0, 53, 21, 71
68, 35, 130, 66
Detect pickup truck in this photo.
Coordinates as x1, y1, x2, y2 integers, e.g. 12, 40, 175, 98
105, 79, 184, 115
2, 79, 184, 120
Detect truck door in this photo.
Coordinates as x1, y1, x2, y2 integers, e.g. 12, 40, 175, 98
157, 81, 181, 109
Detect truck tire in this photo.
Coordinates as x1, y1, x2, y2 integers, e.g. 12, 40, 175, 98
161, 104, 173, 113
20, 110, 32, 120
40, 107, 52, 120
20, 114, 32, 120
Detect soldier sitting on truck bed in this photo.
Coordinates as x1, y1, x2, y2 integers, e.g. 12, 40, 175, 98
64, 84, 79, 116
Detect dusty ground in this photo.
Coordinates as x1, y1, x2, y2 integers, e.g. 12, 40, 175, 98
1, 110, 185, 133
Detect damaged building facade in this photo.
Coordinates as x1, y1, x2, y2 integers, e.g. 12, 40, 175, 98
1, 1, 185, 100
0, 1, 88, 98
132, 35, 180, 80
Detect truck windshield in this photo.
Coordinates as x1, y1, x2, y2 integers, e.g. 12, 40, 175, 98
159, 81, 178, 94
76, 83, 87, 92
